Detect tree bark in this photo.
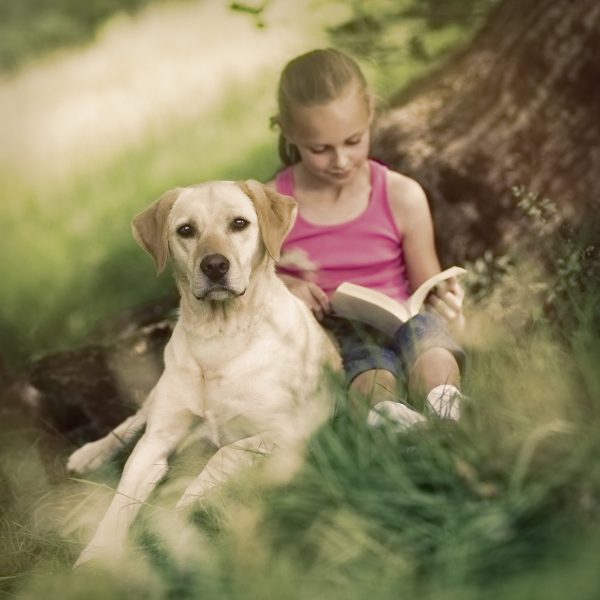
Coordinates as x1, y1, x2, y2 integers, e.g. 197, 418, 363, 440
372, 0, 600, 264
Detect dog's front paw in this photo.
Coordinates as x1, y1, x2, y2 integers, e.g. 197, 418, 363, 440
175, 481, 214, 510
73, 540, 122, 569
73, 545, 101, 569
67, 439, 111, 474
175, 491, 202, 510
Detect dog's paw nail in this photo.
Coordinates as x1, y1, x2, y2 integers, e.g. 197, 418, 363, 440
67, 455, 90, 474
73, 549, 99, 569
74, 541, 124, 568
175, 497, 193, 510
67, 444, 108, 473
176, 490, 206, 510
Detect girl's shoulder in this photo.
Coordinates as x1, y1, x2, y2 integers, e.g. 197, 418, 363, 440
265, 165, 293, 194
385, 169, 429, 222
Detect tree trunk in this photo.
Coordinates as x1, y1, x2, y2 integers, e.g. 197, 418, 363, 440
372, 0, 600, 264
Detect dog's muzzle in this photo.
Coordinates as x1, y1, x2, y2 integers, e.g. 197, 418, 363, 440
194, 253, 244, 301
200, 253, 230, 282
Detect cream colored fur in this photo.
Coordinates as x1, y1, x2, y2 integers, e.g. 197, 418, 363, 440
67, 180, 340, 567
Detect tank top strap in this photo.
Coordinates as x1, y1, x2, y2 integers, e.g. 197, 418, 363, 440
368, 159, 388, 208
367, 160, 402, 237
275, 167, 295, 197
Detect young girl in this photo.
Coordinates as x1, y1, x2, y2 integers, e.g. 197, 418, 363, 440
267, 48, 466, 430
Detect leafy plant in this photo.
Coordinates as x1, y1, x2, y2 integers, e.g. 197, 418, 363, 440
326, 0, 500, 95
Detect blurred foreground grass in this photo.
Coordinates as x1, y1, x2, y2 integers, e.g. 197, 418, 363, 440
2, 278, 600, 598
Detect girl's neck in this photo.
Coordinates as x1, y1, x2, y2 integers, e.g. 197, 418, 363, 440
291, 160, 372, 225
293, 160, 370, 200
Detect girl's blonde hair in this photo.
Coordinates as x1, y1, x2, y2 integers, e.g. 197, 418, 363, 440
272, 48, 371, 166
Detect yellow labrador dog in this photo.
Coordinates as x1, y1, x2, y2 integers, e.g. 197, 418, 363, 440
68, 180, 340, 566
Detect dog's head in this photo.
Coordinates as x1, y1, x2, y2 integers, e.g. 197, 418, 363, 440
131, 180, 297, 301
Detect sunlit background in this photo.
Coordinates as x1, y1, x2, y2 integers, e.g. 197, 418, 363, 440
0, 1, 335, 181
0, 0, 484, 367
0, 0, 341, 366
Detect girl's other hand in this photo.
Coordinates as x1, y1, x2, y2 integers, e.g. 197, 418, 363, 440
282, 277, 331, 321
426, 276, 465, 333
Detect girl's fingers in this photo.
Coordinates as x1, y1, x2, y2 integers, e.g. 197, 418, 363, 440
286, 278, 330, 320
427, 291, 466, 334
429, 290, 464, 320
439, 290, 463, 313
428, 295, 458, 322
290, 281, 329, 321
308, 283, 331, 317
445, 277, 465, 301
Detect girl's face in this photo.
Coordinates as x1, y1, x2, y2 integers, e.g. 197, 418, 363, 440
285, 86, 372, 186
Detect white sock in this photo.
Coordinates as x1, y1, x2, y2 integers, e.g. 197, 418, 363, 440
426, 384, 462, 420
367, 400, 426, 432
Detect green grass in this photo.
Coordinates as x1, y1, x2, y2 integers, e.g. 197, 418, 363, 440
0, 78, 281, 369
3, 289, 600, 598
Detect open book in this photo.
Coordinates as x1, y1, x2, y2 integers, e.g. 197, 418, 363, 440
330, 266, 467, 333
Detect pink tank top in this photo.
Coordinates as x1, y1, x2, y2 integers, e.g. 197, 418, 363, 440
276, 160, 411, 302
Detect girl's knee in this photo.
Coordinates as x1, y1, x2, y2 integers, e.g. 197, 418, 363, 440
408, 347, 460, 395
351, 369, 396, 396
416, 347, 459, 368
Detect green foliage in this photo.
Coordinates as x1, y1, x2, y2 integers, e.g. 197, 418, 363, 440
461, 184, 599, 340
0, 0, 167, 72
511, 186, 599, 320
327, 0, 499, 97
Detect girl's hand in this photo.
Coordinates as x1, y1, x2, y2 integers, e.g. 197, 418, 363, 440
426, 276, 465, 333
282, 276, 331, 321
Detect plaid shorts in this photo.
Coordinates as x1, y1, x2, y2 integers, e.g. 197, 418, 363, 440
322, 312, 466, 386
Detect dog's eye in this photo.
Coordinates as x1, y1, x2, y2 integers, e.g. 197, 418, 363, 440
176, 224, 195, 238
231, 218, 249, 231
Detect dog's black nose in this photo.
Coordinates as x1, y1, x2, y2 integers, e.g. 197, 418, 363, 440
200, 254, 230, 282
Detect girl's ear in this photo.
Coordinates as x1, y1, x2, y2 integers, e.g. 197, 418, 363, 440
277, 131, 302, 166
235, 180, 297, 261
131, 188, 181, 274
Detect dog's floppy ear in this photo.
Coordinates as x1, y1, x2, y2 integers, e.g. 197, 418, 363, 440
236, 180, 297, 261
131, 188, 181, 274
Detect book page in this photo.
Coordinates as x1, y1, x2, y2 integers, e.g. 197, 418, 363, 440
406, 266, 467, 316
331, 282, 411, 327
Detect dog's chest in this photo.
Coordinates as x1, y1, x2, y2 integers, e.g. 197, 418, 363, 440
172, 302, 332, 424
188, 332, 300, 410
